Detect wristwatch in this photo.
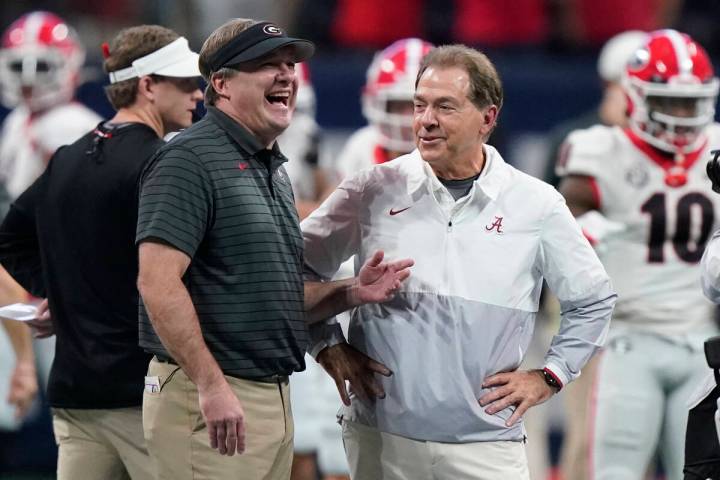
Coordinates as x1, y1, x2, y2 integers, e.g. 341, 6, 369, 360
541, 368, 562, 392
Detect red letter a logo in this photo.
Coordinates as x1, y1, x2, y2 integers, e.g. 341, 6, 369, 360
485, 216, 504, 233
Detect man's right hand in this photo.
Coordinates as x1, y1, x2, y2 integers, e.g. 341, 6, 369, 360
198, 381, 246, 456
26, 298, 53, 338
317, 343, 392, 406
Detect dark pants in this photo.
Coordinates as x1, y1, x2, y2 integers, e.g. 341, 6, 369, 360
684, 385, 720, 479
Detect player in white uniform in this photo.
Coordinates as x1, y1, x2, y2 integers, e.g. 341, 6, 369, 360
279, 62, 332, 221
0, 11, 101, 204
284, 63, 348, 480
0, 12, 100, 428
557, 29, 720, 480
335, 38, 433, 179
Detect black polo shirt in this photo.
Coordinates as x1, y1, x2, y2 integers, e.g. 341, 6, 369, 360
0, 122, 162, 408
137, 107, 308, 379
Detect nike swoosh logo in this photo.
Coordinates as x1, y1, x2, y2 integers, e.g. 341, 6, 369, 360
389, 206, 412, 216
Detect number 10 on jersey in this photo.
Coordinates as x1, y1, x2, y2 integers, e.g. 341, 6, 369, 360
641, 192, 714, 263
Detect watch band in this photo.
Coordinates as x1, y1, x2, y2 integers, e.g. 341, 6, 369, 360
542, 367, 563, 391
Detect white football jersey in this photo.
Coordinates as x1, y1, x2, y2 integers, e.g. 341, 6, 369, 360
558, 124, 720, 335
0, 102, 100, 199
278, 111, 320, 202
335, 125, 386, 180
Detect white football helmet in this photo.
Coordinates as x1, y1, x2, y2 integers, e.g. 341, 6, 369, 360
624, 29, 719, 154
294, 61, 316, 118
362, 38, 433, 153
0, 11, 85, 111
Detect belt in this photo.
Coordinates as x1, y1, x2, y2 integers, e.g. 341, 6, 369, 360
153, 355, 288, 385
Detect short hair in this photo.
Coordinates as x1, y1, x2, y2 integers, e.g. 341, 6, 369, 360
198, 18, 258, 106
103, 25, 179, 109
416, 44, 504, 112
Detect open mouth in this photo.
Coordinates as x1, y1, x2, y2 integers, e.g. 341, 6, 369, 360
265, 92, 290, 107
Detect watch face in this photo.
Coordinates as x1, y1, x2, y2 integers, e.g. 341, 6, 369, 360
543, 370, 559, 389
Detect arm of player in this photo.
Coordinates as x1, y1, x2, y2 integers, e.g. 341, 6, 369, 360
558, 174, 625, 247
304, 250, 413, 324
137, 241, 244, 457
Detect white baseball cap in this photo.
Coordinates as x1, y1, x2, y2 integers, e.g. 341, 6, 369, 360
108, 37, 200, 84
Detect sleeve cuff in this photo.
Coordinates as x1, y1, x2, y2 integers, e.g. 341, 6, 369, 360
307, 320, 346, 359
543, 363, 568, 390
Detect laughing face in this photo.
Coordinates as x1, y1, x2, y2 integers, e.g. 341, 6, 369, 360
215, 46, 299, 146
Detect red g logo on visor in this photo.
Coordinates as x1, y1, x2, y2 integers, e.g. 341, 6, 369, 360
263, 24, 282, 36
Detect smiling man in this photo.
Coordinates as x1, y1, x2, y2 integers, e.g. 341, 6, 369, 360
302, 44, 617, 479
135, 18, 413, 480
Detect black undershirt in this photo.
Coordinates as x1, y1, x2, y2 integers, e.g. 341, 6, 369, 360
437, 172, 482, 200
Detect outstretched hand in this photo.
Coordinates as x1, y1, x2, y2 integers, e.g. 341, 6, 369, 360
354, 250, 414, 304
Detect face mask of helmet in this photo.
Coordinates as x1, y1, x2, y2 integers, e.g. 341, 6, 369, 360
363, 87, 417, 153
643, 94, 716, 151
0, 12, 84, 112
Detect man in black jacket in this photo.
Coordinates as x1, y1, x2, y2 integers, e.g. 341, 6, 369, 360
0, 25, 202, 480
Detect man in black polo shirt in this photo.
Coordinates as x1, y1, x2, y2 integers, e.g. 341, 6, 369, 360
0, 25, 202, 479
136, 18, 413, 480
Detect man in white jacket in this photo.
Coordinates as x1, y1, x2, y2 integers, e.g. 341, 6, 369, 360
303, 44, 616, 480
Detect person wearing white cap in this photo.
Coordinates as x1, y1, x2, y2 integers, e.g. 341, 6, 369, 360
0, 24, 202, 480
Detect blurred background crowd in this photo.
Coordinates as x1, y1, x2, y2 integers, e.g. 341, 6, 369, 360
1, 0, 719, 479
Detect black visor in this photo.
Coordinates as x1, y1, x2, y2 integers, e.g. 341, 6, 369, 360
208, 22, 315, 71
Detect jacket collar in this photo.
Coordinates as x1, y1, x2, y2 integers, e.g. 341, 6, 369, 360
403, 144, 509, 202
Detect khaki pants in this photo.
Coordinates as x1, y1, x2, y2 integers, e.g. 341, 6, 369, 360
341, 419, 530, 480
52, 406, 152, 480
143, 358, 293, 480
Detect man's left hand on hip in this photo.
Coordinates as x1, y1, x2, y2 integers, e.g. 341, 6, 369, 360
478, 369, 556, 427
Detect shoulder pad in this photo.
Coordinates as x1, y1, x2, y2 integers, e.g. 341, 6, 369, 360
557, 125, 618, 178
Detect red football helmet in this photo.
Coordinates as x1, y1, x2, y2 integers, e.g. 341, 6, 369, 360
0, 11, 85, 111
362, 38, 433, 153
624, 29, 719, 154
